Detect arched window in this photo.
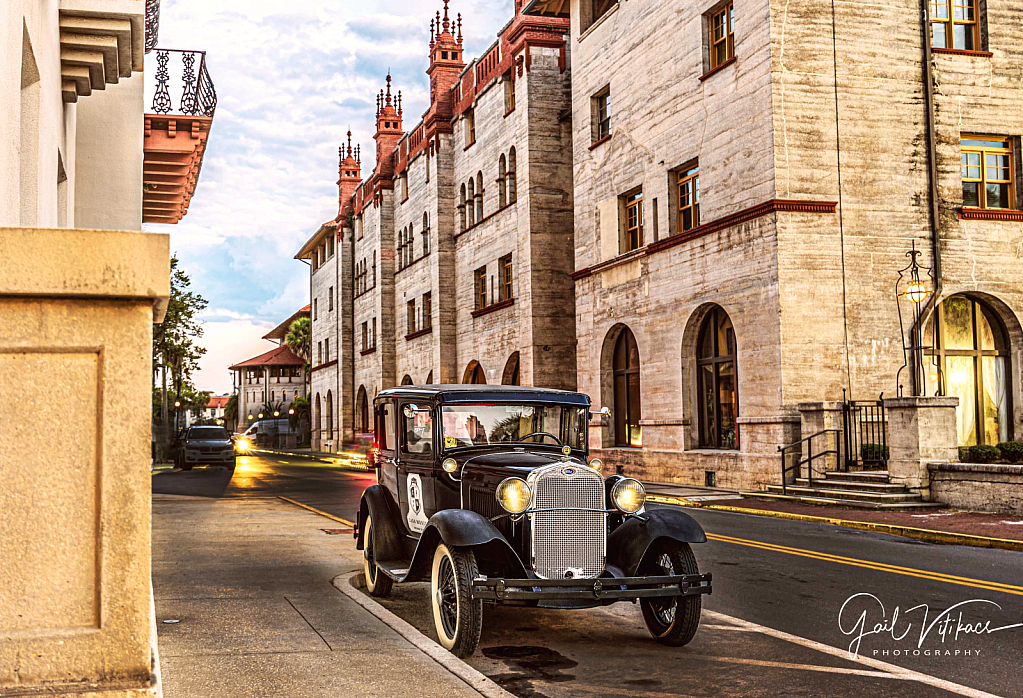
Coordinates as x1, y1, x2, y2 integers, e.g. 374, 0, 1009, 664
463, 361, 487, 384
356, 386, 368, 433
467, 179, 476, 227
476, 171, 484, 221
498, 155, 507, 208
925, 295, 1011, 446
422, 212, 430, 255
314, 393, 322, 439
612, 328, 642, 446
502, 352, 520, 385
697, 307, 738, 449
396, 229, 404, 270
508, 148, 517, 204
401, 374, 413, 385
459, 184, 467, 231
325, 391, 334, 441
425, 370, 434, 385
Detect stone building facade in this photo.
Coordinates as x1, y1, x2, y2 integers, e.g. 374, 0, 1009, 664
297, 0, 576, 450
521, 0, 1023, 487
229, 344, 308, 432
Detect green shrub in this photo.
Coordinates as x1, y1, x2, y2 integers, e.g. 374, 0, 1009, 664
960, 444, 1000, 463
997, 441, 1023, 463
860, 443, 889, 462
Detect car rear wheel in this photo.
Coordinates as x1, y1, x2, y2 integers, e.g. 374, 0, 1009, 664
638, 540, 702, 646
430, 543, 482, 657
362, 515, 392, 597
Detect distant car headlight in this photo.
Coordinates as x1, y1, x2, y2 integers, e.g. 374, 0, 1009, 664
236, 437, 251, 451
441, 458, 458, 473
611, 478, 646, 514
496, 477, 532, 514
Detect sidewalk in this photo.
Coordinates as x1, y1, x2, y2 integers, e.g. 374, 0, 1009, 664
152, 494, 489, 697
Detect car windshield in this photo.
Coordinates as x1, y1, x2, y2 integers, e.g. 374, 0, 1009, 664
441, 404, 586, 451
189, 427, 230, 440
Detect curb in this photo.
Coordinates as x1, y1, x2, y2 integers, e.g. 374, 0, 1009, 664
252, 448, 372, 472
647, 494, 1023, 552
332, 574, 515, 698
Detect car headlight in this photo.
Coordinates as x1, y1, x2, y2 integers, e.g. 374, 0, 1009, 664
496, 477, 532, 514
611, 478, 646, 514
236, 438, 250, 450
588, 458, 602, 470
441, 458, 458, 473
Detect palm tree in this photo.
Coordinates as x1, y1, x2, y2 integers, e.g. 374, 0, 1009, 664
286, 317, 311, 385
224, 394, 238, 431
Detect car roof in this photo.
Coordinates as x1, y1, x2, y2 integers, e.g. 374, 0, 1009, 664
376, 384, 591, 406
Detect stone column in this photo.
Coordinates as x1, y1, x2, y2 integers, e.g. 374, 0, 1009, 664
0, 227, 169, 697
883, 396, 959, 494
796, 401, 844, 477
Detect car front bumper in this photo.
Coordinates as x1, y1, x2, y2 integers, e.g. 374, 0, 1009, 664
470, 572, 712, 601
184, 451, 236, 463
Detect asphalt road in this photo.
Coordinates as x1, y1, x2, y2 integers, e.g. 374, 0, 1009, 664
153, 453, 1023, 698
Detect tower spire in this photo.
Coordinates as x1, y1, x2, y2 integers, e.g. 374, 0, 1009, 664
457, 13, 462, 43
442, 0, 450, 31
346, 129, 352, 157
385, 72, 392, 106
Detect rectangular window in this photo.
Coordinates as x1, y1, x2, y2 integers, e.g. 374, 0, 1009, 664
313, 298, 318, 320
931, 0, 979, 51
407, 299, 416, 335
504, 71, 515, 112
961, 136, 1015, 210
583, 0, 617, 33
317, 341, 322, 364
401, 402, 434, 455
423, 292, 432, 328
371, 317, 377, 347
710, 3, 735, 69
475, 266, 488, 309
400, 172, 408, 202
500, 254, 513, 301
676, 165, 700, 233
357, 216, 363, 240
592, 87, 610, 143
361, 321, 368, 350
327, 236, 334, 258
465, 109, 476, 146
622, 190, 644, 253
328, 286, 334, 311
325, 338, 329, 362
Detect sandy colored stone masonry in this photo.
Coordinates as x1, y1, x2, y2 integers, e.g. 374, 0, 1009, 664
0, 226, 168, 697
929, 462, 1023, 515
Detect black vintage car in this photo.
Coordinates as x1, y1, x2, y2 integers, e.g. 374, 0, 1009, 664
355, 385, 712, 656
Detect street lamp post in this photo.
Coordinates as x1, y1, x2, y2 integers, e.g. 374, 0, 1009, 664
895, 241, 935, 397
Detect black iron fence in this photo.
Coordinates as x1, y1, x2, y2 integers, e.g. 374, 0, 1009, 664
145, 0, 160, 53
842, 397, 889, 471
150, 49, 217, 117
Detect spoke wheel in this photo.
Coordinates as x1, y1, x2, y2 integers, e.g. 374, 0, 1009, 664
363, 514, 393, 597
638, 540, 702, 646
430, 543, 482, 657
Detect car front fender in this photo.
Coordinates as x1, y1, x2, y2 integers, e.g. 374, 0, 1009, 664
404, 509, 527, 582
606, 507, 707, 577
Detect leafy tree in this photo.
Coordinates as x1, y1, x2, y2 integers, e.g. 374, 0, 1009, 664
223, 394, 238, 429
153, 256, 208, 439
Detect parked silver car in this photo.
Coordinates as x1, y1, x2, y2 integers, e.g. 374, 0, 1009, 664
174, 426, 236, 470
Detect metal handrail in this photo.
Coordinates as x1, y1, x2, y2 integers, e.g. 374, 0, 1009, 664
778, 428, 841, 494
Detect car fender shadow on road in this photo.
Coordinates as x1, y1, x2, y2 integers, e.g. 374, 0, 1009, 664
152, 465, 235, 498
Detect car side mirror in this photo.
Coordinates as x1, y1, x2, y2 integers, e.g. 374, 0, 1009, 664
403, 404, 430, 419
589, 407, 610, 418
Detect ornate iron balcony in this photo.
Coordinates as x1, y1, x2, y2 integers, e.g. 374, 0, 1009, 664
145, 0, 160, 53
150, 49, 217, 118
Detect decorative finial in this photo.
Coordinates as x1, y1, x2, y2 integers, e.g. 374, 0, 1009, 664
442, 0, 450, 31
355, 144, 361, 165
385, 73, 392, 106
457, 13, 462, 43
347, 129, 352, 157
397, 90, 402, 116
430, 18, 435, 47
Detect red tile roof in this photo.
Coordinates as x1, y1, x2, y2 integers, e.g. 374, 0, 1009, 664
262, 305, 312, 341
206, 395, 231, 408
229, 344, 306, 369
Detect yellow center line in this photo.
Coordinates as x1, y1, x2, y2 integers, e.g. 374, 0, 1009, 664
706, 532, 1023, 596
277, 496, 356, 527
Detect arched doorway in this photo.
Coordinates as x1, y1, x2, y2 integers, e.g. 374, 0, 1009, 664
612, 328, 642, 447
425, 370, 434, 384
697, 307, 738, 449
356, 386, 368, 433
925, 295, 1011, 446
313, 393, 321, 449
502, 352, 520, 385
401, 374, 413, 385
325, 391, 334, 442
463, 361, 486, 384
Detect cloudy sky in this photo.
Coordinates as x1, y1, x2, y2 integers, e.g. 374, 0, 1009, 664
148, 0, 510, 394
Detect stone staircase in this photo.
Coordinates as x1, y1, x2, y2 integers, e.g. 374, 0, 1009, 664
747, 471, 946, 510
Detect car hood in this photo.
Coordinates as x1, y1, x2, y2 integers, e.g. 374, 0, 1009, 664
186, 439, 232, 447
457, 448, 582, 475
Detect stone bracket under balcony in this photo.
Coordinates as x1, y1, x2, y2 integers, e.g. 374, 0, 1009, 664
58, 0, 146, 102
143, 115, 212, 224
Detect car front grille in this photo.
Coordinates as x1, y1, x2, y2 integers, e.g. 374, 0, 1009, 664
530, 464, 605, 580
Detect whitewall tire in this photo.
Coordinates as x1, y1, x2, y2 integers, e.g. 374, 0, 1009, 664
430, 543, 482, 657
363, 514, 393, 597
